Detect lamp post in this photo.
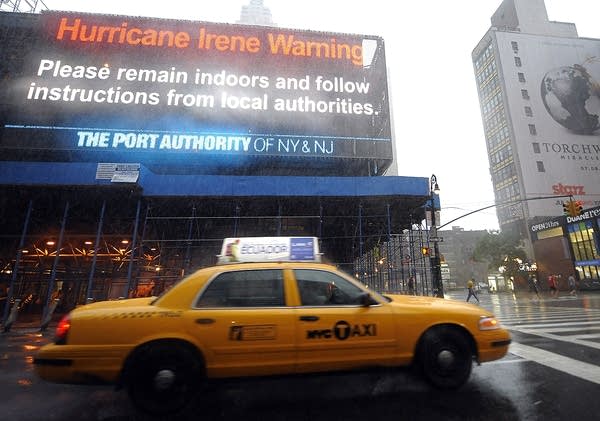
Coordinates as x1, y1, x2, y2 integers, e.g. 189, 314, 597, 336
430, 174, 444, 298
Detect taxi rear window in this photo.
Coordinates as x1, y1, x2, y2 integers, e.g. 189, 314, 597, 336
195, 269, 284, 307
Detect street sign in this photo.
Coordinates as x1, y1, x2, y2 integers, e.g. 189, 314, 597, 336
429, 237, 444, 242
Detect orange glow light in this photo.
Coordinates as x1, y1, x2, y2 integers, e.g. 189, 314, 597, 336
23, 345, 39, 351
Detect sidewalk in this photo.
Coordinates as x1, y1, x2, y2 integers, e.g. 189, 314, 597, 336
446, 288, 600, 307
1, 312, 62, 334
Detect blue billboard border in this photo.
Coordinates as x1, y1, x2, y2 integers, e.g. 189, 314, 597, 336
0, 161, 429, 198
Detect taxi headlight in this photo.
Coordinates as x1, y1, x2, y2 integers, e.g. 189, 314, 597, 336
478, 316, 501, 331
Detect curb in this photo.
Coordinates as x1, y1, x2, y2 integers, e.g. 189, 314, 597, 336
1, 319, 58, 334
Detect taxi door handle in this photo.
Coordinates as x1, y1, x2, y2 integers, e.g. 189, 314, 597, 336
195, 318, 215, 324
299, 315, 319, 322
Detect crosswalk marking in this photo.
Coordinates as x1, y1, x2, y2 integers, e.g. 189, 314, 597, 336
448, 292, 600, 382
514, 328, 600, 351
574, 333, 600, 340
540, 326, 600, 333
471, 294, 600, 381
507, 321, 600, 329
486, 358, 528, 365
509, 342, 600, 385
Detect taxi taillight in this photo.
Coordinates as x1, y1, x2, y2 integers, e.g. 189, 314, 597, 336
55, 315, 71, 344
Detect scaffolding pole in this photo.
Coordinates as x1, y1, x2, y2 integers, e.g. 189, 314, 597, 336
86, 200, 106, 303
2, 200, 32, 327
125, 199, 142, 297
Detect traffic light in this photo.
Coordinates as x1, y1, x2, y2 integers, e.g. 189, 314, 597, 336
567, 200, 577, 217
421, 247, 430, 256
563, 200, 584, 217
574, 200, 584, 216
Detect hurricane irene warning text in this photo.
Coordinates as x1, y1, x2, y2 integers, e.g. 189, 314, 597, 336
55, 17, 364, 66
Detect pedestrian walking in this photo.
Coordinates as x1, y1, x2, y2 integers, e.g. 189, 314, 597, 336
568, 274, 577, 296
407, 276, 415, 295
466, 278, 479, 303
529, 274, 541, 301
548, 274, 558, 298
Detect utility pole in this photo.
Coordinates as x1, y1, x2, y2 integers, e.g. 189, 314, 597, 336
429, 175, 444, 298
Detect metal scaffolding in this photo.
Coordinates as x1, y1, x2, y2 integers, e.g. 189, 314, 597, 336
0, 0, 48, 13
0, 190, 432, 326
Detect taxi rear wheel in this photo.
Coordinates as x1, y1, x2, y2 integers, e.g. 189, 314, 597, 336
418, 327, 473, 389
126, 342, 204, 415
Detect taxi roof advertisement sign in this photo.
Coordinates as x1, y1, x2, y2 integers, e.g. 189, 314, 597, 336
0, 12, 392, 171
218, 237, 320, 264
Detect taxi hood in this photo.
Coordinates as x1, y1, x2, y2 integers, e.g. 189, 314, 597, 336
383, 293, 492, 315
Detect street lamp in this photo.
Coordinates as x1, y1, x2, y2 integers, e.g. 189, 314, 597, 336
430, 174, 444, 298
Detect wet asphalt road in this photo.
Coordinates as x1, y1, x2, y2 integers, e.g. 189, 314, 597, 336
1, 291, 600, 421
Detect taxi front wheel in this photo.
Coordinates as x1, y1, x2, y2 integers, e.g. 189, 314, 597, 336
125, 342, 204, 415
418, 327, 473, 389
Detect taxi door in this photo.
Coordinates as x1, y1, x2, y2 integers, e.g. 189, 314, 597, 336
292, 269, 397, 373
186, 269, 296, 378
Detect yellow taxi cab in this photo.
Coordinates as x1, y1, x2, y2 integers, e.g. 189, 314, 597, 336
34, 236, 511, 415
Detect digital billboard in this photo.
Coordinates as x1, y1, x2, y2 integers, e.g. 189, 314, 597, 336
0, 12, 392, 175
495, 32, 600, 215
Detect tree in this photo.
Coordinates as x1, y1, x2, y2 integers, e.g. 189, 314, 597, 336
472, 231, 529, 286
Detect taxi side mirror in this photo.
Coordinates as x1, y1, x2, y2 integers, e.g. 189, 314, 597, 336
359, 292, 378, 307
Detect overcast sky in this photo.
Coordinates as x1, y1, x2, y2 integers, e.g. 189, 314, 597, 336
44, 0, 600, 231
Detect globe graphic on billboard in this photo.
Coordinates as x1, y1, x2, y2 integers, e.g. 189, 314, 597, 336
540, 65, 600, 134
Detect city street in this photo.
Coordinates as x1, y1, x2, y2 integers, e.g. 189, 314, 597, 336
1, 3, 598, 421
1, 291, 600, 420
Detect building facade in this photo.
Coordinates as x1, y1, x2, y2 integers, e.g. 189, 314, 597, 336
438, 226, 490, 289
530, 205, 600, 290
237, 0, 275, 26
0, 8, 437, 324
472, 0, 600, 281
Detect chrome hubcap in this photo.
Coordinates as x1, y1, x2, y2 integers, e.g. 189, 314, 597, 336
153, 369, 176, 390
437, 349, 455, 368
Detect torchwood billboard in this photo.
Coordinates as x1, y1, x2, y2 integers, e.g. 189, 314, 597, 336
0, 11, 392, 175
494, 32, 600, 215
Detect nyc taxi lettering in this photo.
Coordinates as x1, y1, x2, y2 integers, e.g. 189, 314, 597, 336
306, 320, 377, 340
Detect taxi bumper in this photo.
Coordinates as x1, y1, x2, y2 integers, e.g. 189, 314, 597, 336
476, 329, 512, 362
33, 343, 127, 385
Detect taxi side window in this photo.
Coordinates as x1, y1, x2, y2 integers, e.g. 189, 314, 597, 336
195, 269, 284, 308
295, 269, 363, 306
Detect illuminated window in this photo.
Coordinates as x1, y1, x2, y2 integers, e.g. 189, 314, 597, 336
568, 222, 599, 262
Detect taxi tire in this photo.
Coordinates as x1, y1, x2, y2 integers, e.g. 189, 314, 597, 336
126, 341, 204, 415
418, 327, 473, 389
